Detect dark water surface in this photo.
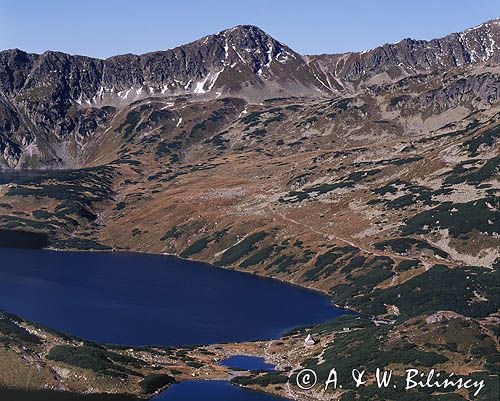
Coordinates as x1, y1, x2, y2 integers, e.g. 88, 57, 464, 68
0, 388, 139, 401
152, 380, 291, 401
0, 169, 53, 184
0, 248, 345, 346
220, 355, 276, 370
0, 382, 292, 401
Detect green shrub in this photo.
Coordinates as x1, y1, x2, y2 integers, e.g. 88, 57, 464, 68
180, 237, 210, 258
47, 345, 142, 377
0, 318, 41, 344
217, 231, 268, 266
232, 371, 288, 387
240, 246, 274, 268
139, 374, 176, 393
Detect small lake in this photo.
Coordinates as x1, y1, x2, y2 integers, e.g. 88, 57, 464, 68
0, 248, 345, 346
152, 380, 290, 401
0, 169, 53, 184
220, 355, 276, 370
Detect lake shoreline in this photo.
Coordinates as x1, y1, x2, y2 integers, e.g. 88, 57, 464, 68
0, 247, 348, 401
46, 245, 348, 310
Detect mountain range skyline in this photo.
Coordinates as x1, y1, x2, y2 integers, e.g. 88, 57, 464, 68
4, 18, 499, 60
0, 18, 498, 169
1, 0, 499, 58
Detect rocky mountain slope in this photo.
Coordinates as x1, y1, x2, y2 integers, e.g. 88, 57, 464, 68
0, 19, 498, 168
308, 18, 500, 90
0, 19, 499, 401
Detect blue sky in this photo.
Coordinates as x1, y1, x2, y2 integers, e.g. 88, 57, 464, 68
1, 0, 498, 58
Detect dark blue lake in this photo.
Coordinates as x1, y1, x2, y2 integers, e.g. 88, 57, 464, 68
152, 380, 290, 401
0, 384, 291, 401
0, 169, 53, 184
0, 248, 344, 346
220, 355, 276, 370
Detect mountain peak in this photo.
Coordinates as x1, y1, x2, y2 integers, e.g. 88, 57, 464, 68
216, 24, 274, 39
183, 23, 302, 83
221, 24, 268, 34
200, 24, 291, 58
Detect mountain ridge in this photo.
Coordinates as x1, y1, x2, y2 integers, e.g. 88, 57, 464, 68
1, 19, 499, 99
0, 19, 498, 168
5, 19, 499, 62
